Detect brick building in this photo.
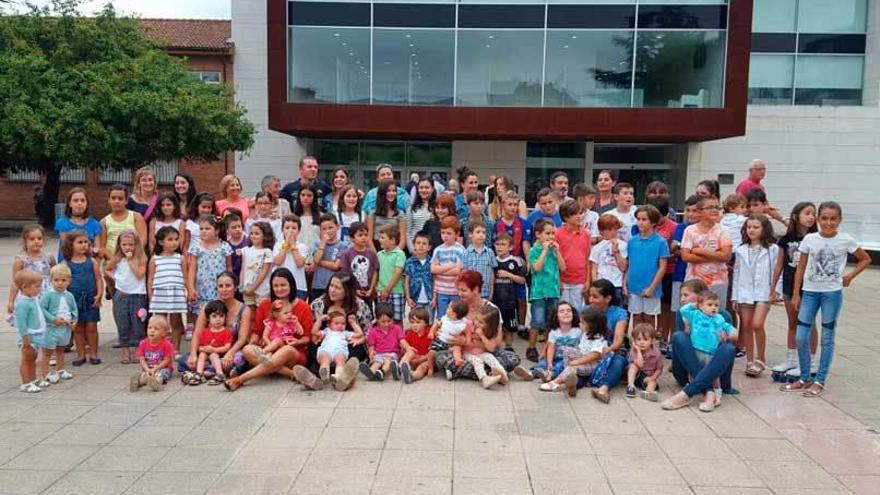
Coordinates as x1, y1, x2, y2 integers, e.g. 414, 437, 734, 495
0, 19, 236, 220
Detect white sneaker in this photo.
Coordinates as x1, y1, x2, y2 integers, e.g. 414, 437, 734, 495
37, 378, 51, 388
445, 369, 453, 381
713, 388, 723, 407
47, 371, 60, 384
19, 382, 42, 393
771, 350, 798, 373
58, 369, 74, 380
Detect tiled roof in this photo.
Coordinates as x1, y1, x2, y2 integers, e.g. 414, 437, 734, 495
139, 19, 232, 52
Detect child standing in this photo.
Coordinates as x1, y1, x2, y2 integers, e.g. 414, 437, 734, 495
573, 184, 600, 243
368, 180, 407, 251
131, 315, 175, 392
461, 191, 495, 248
14, 270, 47, 392
462, 223, 496, 300
608, 182, 636, 242
274, 215, 310, 301
589, 215, 628, 301
360, 303, 405, 381
404, 232, 434, 317
527, 302, 582, 381
526, 188, 562, 232
224, 212, 249, 294
537, 310, 608, 396
732, 214, 779, 377
669, 195, 702, 353
556, 199, 591, 307
462, 305, 509, 389
400, 308, 434, 383
313, 311, 363, 384
783, 202, 870, 397
186, 192, 217, 251
431, 216, 466, 319
293, 186, 322, 252
492, 233, 526, 350
148, 226, 189, 351
336, 185, 363, 243
626, 205, 670, 329
187, 215, 233, 315
39, 264, 77, 385
312, 214, 348, 301
7, 225, 56, 314
377, 226, 406, 323
193, 300, 234, 385
339, 221, 379, 303
240, 222, 275, 308
526, 218, 566, 362
771, 203, 818, 377
494, 191, 531, 331
626, 323, 663, 401
99, 185, 147, 296
149, 193, 188, 254
680, 195, 733, 308
62, 232, 103, 366
720, 194, 748, 248
106, 230, 148, 364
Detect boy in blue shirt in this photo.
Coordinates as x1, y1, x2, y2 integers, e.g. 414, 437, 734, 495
626, 205, 669, 333
526, 188, 562, 243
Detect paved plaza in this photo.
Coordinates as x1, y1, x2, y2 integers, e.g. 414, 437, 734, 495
1, 235, 879, 494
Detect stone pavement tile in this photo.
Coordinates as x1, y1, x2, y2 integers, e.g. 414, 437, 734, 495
569, 392, 636, 417
302, 449, 381, 475
74, 403, 155, 427
691, 488, 773, 495
124, 472, 219, 495
391, 408, 454, 429
209, 473, 295, 495
598, 455, 686, 485
38, 423, 126, 446
314, 427, 388, 451
329, 407, 394, 428
577, 414, 648, 435
723, 438, 809, 462
43, 470, 139, 495
525, 452, 606, 482
453, 386, 514, 411
225, 446, 309, 474
509, 385, 577, 412
738, 393, 865, 430
745, 460, 848, 490
532, 480, 612, 495
385, 428, 453, 451
700, 416, 782, 439
0, 469, 66, 494
455, 409, 518, 431
0, 444, 29, 466
838, 475, 880, 495
108, 387, 177, 406
153, 446, 239, 472
377, 450, 452, 478
248, 426, 322, 449
4, 444, 98, 471
372, 476, 451, 495
783, 428, 880, 476
452, 477, 532, 495
671, 457, 766, 488
265, 407, 334, 428
654, 434, 738, 460
0, 422, 64, 446
609, 483, 693, 495
288, 474, 370, 495
454, 428, 523, 452
136, 405, 211, 427
515, 409, 580, 435
12, 404, 95, 424
185, 425, 257, 448
640, 413, 716, 437
202, 405, 275, 427
453, 451, 528, 480
160, 388, 232, 408
397, 381, 455, 410
109, 425, 194, 447
589, 433, 664, 457
79, 446, 170, 472
278, 388, 342, 408
337, 383, 401, 409
519, 432, 592, 454
0, 402, 34, 422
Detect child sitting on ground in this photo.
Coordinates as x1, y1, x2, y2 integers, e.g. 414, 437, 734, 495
429, 300, 471, 368
400, 308, 435, 384
193, 300, 235, 385
538, 309, 608, 397
360, 303, 405, 381
461, 304, 509, 389
626, 323, 663, 401
522, 302, 582, 381
313, 311, 363, 384
261, 299, 304, 355
131, 315, 175, 392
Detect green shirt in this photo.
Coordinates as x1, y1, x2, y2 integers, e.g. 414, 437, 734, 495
529, 243, 559, 300
378, 247, 406, 294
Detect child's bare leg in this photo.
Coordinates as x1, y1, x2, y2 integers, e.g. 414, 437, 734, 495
645, 378, 657, 393
20, 346, 37, 384
55, 347, 65, 371
739, 306, 755, 362
317, 353, 331, 370
400, 349, 416, 366
196, 352, 207, 374
85, 323, 99, 359
626, 363, 639, 388
412, 362, 430, 381
370, 359, 382, 373
527, 329, 538, 349
41, 349, 53, 378
381, 358, 392, 375
753, 304, 770, 363
517, 299, 527, 327
209, 353, 223, 374
426, 351, 435, 376
453, 346, 464, 366
74, 323, 87, 360
170, 314, 184, 351
334, 354, 347, 371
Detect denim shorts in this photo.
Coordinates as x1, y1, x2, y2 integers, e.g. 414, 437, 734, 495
530, 297, 558, 332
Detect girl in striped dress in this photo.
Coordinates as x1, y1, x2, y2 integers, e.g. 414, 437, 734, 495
149, 226, 188, 352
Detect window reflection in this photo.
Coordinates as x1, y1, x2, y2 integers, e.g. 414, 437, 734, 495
634, 31, 726, 107
289, 27, 370, 103
373, 29, 454, 106
456, 30, 544, 106
545, 30, 634, 107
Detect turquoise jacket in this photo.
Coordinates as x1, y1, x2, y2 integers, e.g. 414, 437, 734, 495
40, 290, 78, 332
14, 296, 46, 337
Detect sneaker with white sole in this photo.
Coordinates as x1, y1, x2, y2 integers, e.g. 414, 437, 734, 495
539, 381, 562, 392
47, 371, 60, 384
184, 325, 194, 341
445, 369, 453, 381
20, 382, 42, 393
57, 369, 74, 380
771, 349, 798, 373
390, 360, 400, 381
37, 378, 51, 388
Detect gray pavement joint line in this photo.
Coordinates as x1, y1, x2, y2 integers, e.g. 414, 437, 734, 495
509, 379, 535, 495
369, 382, 405, 495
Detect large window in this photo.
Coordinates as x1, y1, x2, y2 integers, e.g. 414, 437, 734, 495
750, 0, 867, 106
287, 1, 730, 108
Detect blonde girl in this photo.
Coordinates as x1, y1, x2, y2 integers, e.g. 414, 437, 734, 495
240, 222, 274, 307
259, 299, 304, 356
149, 226, 189, 351
62, 231, 103, 366
7, 224, 56, 314
215, 174, 250, 222
732, 214, 779, 377
99, 184, 147, 297
55, 187, 102, 262
106, 229, 148, 364
149, 192, 189, 254
127, 166, 159, 223
187, 215, 233, 315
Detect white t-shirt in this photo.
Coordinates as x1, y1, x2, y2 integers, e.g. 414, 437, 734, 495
720, 213, 746, 248
589, 239, 628, 288
580, 210, 600, 239
798, 232, 859, 293
578, 334, 607, 355
608, 207, 636, 242
273, 240, 310, 294
438, 315, 468, 343
56, 295, 72, 322
241, 246, 273, 297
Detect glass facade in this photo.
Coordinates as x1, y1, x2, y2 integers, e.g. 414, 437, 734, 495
287, 1, 729, 108
749, 0, 867, 106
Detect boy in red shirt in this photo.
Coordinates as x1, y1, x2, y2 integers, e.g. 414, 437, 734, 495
132, 315, 176, 392
555, 199, 591, 308
400, 307, 434, 384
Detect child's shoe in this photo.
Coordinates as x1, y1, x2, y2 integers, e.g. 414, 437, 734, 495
49, 357, 57, 367
625, 386, 636, 398
37, 377, 51, 388
771, 349, 798, 373
375, 369, 385, 381
358, 361, 375, 380
58, 369, 73, 380
20, 382, 42, 393
400, 362, 412, 384
147, 375, 163, 392
526, 347, 539, 362
47, 371, 60, 384
640, 390, 659, 402
512, 366, 533, 381
445, 368, 454, 381
539, 381, 562, 392
390, 361, 400, 381
481, 374, 502, 389
319, 366, 330, 384
129, 373, 142, 392
184, 324, 194, 341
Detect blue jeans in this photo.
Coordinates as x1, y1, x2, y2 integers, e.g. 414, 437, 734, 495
530, 297, 558, 331
670, 330, 734, 391
577, 353, 627, 389
113, 292, 147, 347
796, 290, 842, 385
435, 294, 459, 321
671, 331, 736, 397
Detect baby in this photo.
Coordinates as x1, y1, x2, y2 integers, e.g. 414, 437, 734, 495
261, 299, 304, 354
313, 311, 363, 384
429, 300, 471, 367
132, 315, 175, 392
679, 290, 736, 401
626, 323, 663, 401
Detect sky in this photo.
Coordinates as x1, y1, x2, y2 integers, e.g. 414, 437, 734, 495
18, 0, 230, 19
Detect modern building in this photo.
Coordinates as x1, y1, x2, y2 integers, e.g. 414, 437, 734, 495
230, 0, 877, 245
0, 19, 236, 219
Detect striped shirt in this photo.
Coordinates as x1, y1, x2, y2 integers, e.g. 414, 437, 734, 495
152, 254, 185, 289
431, 242, 466, 295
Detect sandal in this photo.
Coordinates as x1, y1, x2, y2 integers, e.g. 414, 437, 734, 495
745, 362, 761, 377
89, 357, 102, 365
780, 379, 810, 392
72, 358, 87, 367
539, 381, 562, 392
591, 388, 610, 404
223, 377, 242, 392
803, 382, 825, 397
188, 373, 205, 386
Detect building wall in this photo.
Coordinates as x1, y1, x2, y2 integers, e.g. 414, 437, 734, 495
451, 141, 528, 192
232, 0, 306, 195
687, 105, 880, 246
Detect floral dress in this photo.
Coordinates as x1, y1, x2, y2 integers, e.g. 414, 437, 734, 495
187, 241, 233, 313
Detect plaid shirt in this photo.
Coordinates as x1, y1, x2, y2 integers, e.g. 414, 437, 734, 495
404, 254, 433, 304
461, 215, 496, 248
462, 244, 497, 298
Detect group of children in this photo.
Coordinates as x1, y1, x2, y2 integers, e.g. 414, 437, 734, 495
6, 172, 870, 402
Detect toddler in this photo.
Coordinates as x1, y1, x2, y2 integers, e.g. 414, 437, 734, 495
313, 311, 363, 384
679, 290, 736, 409
429, 300, 471, 367
400, 308, 434, 384
193, 300, 235, 385
39, 265, 77, 386
461, 305, 509, 389
14, 270, 48, 393
261, 299, 304, 355
360, 303, 405, 381
720, 194, 748, 248
539, 310, 608, 397
626, 323, 663, 401
131, 315, 175, 392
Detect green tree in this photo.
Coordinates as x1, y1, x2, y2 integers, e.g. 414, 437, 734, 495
0, 0, 255, 226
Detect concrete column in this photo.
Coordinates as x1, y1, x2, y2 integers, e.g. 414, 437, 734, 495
863, 0, 880, 106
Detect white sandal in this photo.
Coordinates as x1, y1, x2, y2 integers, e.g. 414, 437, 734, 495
539, 382, 562, 392
19, 382, 42, 393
